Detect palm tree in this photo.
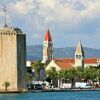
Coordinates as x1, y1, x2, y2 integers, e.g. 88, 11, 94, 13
32, 60, 44, 81
46, 67, 58, 85
90, 68, 98, 87
3, 81, 10, 91
83, 67, 91, 83
76, 67, 84, 82
57, 70, 69, 87
83, 67, 98, 87
68, 68, 77, 88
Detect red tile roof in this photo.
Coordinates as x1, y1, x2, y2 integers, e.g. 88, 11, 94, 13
54, 61, 73, 70
45, 29, 52, 41
54, 58, 75, 64
84, 58, 97, 64
54, 58, 74, 70
53, 58, 99, 70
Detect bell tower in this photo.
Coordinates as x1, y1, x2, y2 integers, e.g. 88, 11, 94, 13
75, 41, 84, 68
42, 29, 53, 64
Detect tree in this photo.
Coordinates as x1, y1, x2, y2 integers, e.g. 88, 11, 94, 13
83, 67, 92, 83
97, 68, 100, 86
68, 68, 77, 88
76, 67, 84, 82
83, 67, 98, 87
90, 68, 98, 87
58, 70, 69, 83
46, 67, 58, 85
3, 81, 10, 91
31, 60, 44, 81
26, 73, 33, 83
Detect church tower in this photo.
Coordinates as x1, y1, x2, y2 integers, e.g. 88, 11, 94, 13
42, 29, 53, 64
75, 41, 84, 68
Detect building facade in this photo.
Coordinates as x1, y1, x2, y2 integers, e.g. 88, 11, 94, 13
0, 27, 27, 91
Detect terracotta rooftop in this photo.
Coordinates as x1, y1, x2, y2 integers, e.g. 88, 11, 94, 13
53, 58, 100, 70
84, 58, 97, 64
54, 58, 75, 64
54, 61, 73, 70
54, 58, 99, 64
44, 29, 52, 41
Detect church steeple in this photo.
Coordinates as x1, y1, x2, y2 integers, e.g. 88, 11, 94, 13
75, 41, 84, 56
75, 41, 84, 67
42, 29, 53, 64
44, 29, 52, 42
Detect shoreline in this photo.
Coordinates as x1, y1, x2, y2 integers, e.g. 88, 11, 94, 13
0, 88, 100, 93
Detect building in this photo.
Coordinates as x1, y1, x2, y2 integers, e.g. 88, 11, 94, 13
75, 41, 84, 68
44, 31, 100, 71
0, 26, 27, 91
42, 29, 53, 64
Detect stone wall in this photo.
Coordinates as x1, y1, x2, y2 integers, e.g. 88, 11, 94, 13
0, 28, 27, 91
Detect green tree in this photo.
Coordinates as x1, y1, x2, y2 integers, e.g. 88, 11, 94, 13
32, 60, 44, 81
83, 67, 92, 82
46, 67, 58, 85
68, 68, 77, 88
83, 67, 98, 87
26, 73, 33, 83
3, 81, 10, 91
90, 68, 98, 87
97, 68, 100, 86
76, 67, 84, 82
57, 70, 69, 87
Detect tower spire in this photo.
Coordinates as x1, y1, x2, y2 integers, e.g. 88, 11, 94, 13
44, 29, 52, 41
75, 41, 84, 55
3, 0, 7, 27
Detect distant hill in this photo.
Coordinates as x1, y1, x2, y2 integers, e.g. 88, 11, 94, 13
26, 45, 100, 61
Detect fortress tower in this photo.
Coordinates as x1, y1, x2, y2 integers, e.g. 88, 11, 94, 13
0, 27, 27, 91
75, 41, 84, 68
42, 29, 53, 64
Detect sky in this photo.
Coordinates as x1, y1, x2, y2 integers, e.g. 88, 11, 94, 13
0, 0, 100, 48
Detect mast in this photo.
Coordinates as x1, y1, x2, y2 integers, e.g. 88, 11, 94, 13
3, 0, 7, 27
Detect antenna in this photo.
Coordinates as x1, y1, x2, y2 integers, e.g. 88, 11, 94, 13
3, 0, 7, 27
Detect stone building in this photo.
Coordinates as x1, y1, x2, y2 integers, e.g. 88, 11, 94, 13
0, 26, 27, 91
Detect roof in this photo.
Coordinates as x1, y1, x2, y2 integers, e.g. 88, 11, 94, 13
52, 58, 99, 70
54, 58, 75, 64
53, 58, 74, 70
54, 61, 73, 70
84, 58, 97, 64
44, 29, 52, 41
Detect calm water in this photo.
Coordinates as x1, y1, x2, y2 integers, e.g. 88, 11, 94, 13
0, 91, 100, 100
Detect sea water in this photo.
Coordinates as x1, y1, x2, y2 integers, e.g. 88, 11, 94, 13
0, 91, 100, 100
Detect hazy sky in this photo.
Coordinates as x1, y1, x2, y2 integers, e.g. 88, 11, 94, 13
0, 0, 100, 48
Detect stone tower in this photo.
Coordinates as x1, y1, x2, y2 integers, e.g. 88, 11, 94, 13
75, 41, 84, 68
42, 29, 53, 64
0, 27, 27, 91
